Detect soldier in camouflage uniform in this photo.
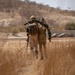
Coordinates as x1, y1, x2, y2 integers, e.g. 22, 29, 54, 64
38, 18, 51, 59
24, 16, 38, 59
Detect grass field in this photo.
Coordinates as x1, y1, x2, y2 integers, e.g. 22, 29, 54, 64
0, 38, 75, 75
44, 38, 75, 75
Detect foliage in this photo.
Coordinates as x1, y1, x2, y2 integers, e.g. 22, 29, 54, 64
11, 26, 20, 35
19, 25, 26, 32
65, 23, 75, 30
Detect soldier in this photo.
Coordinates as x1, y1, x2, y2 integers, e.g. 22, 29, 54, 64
24, 16, 39, 59
38, 18, 51, 60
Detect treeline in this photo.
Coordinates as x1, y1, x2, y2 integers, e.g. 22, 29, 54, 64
0, 0, 49, 19
0, 0, 22, 10
0, 0, 75, 32
0, 0, 75, 19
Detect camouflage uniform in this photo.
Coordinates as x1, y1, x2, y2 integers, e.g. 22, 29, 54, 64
38, 18, 51, 59
24, 16, 38, 58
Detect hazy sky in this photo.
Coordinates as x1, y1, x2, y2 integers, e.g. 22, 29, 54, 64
30, 0, 75, 10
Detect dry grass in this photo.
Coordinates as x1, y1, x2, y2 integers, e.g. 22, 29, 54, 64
0, 39, 32, 75
0, 38, 75, 75
44, 38, 75, 75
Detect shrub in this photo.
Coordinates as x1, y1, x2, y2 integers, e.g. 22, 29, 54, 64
65, 23, 75, 30
19, 25, 26, 32
11, 26, 20, 35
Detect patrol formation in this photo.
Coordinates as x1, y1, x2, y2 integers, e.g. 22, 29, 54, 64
24, 15, 51, 60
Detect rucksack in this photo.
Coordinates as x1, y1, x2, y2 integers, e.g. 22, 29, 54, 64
26, 22, 38, 35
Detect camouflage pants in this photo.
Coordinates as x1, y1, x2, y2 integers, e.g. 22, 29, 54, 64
38, 34, 47, 59
29, 34, 38, 58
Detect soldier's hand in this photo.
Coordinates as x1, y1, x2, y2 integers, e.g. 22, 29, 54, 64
24, 23, 28, 25
48, 37, 51, 42
24, 23, 26, 25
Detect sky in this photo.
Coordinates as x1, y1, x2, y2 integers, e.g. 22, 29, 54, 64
29, 0, 75, 10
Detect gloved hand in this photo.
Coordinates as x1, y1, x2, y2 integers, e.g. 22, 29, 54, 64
48, 37, 51, 42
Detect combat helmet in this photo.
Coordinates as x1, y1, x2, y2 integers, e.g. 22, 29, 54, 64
30, 15, 36, 20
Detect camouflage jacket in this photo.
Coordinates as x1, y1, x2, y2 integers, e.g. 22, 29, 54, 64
24, 19, 51, 38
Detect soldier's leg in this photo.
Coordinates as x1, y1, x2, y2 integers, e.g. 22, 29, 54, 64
30, 47, 34, 55
43, 43, 47, 59
29, 35, 35, 56
35, 43, 38, 59
34, 36, 38, 59
39, 44, 43, 60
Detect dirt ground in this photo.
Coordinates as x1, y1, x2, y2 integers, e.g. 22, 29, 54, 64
0, 38, 75, 75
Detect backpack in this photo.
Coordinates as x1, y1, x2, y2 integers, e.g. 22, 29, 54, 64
27, 22, 38, 35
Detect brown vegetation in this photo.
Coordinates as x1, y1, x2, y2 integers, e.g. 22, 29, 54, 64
0, 0, 75, 30
0, 0, 75, 75
0, 38, 75, 75
44, 38, 75, 75
0, 39, 31, 75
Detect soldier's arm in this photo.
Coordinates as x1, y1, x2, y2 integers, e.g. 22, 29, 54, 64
24, 23, 28, 25
24, 19, 42, 25
44, 23, 51, 42
37, 20, 52, 42
24, 20, 34, 25
37, 20, 49, 28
